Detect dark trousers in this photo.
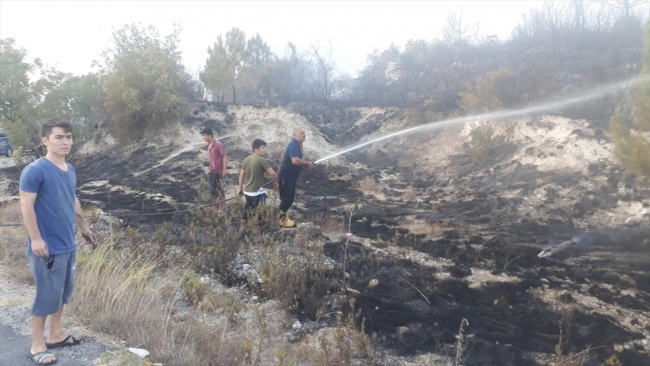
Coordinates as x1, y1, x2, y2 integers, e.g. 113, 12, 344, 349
242, 194, 266, 220
209, 173, 225, 198
279, 179, 296, 217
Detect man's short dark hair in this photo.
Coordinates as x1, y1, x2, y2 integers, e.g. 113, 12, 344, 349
252, 139, 267, 151
41, 118, 72, 138
201, 128, 213, 136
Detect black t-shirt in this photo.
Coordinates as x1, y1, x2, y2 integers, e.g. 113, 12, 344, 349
278, 138, 303, 181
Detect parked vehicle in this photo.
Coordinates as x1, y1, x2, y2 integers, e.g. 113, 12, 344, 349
0, 128, 13, 157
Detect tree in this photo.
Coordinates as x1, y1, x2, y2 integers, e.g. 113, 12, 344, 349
201, 27, 249, 103
241, 33, 274, 105
0, 38, 36, 146
359, 44, 400, 104
307, 40, 338, 104
99, 23, 190, 144
606, 0, 648, 18
442, 10, 479, 61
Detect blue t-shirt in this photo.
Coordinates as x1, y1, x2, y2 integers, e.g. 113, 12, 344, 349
19, 158, 77, 255
278, 138, 304, 182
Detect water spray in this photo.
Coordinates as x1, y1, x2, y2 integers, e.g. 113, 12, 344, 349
315, 77, 647, 164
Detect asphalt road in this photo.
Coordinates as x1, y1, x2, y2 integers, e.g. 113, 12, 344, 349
0, 325, 84, 366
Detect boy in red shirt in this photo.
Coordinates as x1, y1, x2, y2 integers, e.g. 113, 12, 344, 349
201, 128, 228, 206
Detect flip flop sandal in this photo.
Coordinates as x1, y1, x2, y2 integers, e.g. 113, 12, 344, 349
46, 335, 82, 349
30, 351, 57, 365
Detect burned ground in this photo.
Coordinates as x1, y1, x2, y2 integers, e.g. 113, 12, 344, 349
1, 104, 649, 365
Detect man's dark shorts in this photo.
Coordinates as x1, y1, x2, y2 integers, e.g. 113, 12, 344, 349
279, 179, 296, 213
243, 194, 266, 220
209, 173, 225, 198
28, 251, 76, 316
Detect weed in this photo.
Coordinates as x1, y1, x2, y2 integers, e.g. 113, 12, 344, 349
358, 176, 378, 192
182, 270, 207, 306
602, 355, 623, 366
12, 147, 24, 165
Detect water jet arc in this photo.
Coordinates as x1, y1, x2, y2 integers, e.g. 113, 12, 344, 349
315, 78, 646, 164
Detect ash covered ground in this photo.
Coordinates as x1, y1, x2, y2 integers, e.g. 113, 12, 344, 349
1, 102, 649, 365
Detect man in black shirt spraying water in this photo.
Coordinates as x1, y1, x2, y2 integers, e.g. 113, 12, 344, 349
278, 126, 314, 228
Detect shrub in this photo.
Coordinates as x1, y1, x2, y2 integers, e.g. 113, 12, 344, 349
256, 246, 331, 318
464, 121, 516, 164
182, 270, 207, 306
459, 68, 511, 114
184, 205, 246, 274
358, 176, 378, 192
609, 108, 650, 176
608, 23, 650, 178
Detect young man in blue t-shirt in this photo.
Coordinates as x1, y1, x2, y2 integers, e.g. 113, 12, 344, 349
277, 126, 314, 227
19, 118, 96, 365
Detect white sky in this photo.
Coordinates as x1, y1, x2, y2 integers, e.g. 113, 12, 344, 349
0, 1, 544, 77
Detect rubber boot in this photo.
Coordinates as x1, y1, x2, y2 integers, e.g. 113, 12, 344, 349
279, 210, 296, 228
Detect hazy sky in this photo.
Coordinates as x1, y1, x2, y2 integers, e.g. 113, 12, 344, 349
1, 1, 543, 77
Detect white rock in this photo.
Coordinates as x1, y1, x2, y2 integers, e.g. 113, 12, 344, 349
624, 216, 640, 227
468, 283, 481, 290
614, 344, 624, 353
127, 348, 150, 358
251, 296, 259, 301
292, 321, 302, 330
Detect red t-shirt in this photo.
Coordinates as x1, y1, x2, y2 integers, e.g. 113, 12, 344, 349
208, 140, 226, 174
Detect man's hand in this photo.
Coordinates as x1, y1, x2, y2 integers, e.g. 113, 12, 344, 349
221, 169, 227, 176
273, 182, 279, 189
82, 229, 97, 245
239, 190, 244, 196
31, 238, 49, 257
307, 160, 315, 170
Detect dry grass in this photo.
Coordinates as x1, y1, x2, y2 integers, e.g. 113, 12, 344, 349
430, 224, 444, 237
0, 203, 32, 282
358, 176, 378, 192
402, 188, 417, 201
294, 310, 374, 365
318, 214, 345, 233
70, 239, 252, 365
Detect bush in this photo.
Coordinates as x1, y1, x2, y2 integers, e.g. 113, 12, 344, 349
609, 22, 650, 178
464, 121, 516, 164
358, 176, 378, 192
459, 68, 511, 114
608, 108, 650, 176
256, 246, 331, 318
184, 205, 246, 275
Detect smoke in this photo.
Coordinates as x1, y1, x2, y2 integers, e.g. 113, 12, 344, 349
571, 233, 593, 246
